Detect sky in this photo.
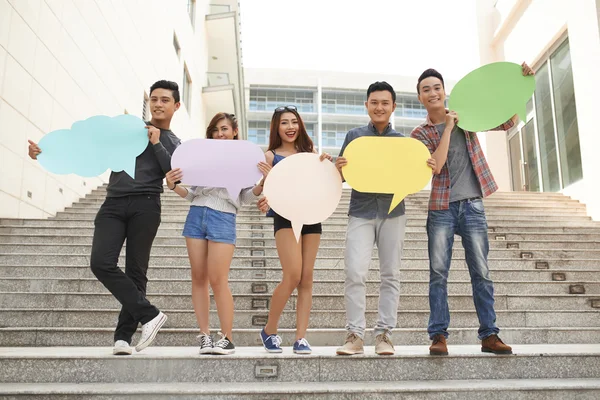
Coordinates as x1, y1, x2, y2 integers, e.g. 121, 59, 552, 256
239, 0, 481, 80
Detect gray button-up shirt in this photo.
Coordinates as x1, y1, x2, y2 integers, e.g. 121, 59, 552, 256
339, 122, 406, 219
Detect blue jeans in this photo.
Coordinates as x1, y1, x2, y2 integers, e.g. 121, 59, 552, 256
426, 198, 499, 340
182, 206, 237, 245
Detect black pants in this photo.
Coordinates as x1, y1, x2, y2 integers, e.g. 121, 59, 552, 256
90, 194, 162, 343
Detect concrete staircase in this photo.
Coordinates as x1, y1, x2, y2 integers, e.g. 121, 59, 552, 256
0, 187, 599, 398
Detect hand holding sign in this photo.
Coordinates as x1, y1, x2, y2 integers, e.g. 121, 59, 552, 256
263, 153, 342, 241
448, 62, 535, 132
171, 139, 265, 199
342, 137, 432, 213
36, 115, 148, 178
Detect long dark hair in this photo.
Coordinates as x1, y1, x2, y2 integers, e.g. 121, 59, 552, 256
267, 108, 313, 152
206, 112, 238, 139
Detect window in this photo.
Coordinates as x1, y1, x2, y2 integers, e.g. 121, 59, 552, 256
249, 88, 315, 113
187, 0, 196, 28
247, 121, 270, 145
535, 63, 560, 192
322, 91, 365, 115
550, 40, 581, 187
322, 123, 357, 148
182, 64, 192, 112
142, 92, 150, 121
509, 37, 582, 192
173, 33, 181, 60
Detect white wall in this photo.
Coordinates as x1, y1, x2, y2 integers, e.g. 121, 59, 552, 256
0, 0, 210, 219
478, 0, 600, 220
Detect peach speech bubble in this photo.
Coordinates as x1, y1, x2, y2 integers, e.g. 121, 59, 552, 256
342, 136, 432, 213
263, 153, 342, 241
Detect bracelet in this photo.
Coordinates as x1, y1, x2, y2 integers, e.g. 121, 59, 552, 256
169, 183, 177, 190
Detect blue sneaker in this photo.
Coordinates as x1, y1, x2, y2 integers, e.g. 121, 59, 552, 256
260, 328, 283, 353
293, 338, 312, 354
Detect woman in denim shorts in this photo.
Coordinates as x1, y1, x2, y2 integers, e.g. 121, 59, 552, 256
166, 113, 270, 355
256, 106, 332, 355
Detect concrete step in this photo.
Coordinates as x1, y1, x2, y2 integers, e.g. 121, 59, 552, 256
1, 234, 599, 250
1, 379, 599, 399
3, 224, 599, 236
56, 207, 589, 217
47, 213, 594, 223
1, 379, 599, 400
7, 265, 600, 281
1, 306, 598, 327
3, 219, 598, 229
2, 265, 598, 282
1, 277, 598, 295
2, 327, 599, 347
2, 254, 599, 270
0, 345, 599, 384
2, 244, 599, 260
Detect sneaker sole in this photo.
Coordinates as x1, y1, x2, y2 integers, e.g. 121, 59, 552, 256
482, 347, 513, 355
113, 349, 132, 356
336, 349, 364, 355
211, 348, 236, 355
376, 351, 395, 356
135, 313, 167, 352
198, 347, 214, 355
293, 349, 312, 354
259, 333, 283, 353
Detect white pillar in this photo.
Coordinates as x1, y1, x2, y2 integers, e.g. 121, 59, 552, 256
317, 78, 323, 154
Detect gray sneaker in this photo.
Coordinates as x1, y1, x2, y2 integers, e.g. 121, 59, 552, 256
336, 333, 364, 355
375, 334, 395, 355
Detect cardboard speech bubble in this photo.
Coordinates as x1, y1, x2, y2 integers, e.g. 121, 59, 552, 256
448, 62, 535, 132
171, 139, 265, 199
37, 115, 148, 178
342, 136, 431, 213
263, 153, 342, 241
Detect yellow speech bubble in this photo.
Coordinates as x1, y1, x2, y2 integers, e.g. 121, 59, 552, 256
342, 137, 432, 213
263, 153, 342, 241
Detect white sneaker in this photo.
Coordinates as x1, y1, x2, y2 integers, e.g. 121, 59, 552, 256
113, 340, 132, 355
135, 311, 167, 352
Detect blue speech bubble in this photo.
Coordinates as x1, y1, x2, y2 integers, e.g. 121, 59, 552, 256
37, 115, 148, 178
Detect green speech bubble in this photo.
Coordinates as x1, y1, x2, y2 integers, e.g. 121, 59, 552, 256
448, 62, 535, 132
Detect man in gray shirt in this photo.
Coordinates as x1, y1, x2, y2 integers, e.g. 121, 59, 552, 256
334, 81, 435, 356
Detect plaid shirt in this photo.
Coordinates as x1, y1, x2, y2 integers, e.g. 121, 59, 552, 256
411, 116, 514, 211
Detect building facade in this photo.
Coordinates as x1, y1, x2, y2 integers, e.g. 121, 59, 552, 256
244, 68, 445, 157
0, 0, 246, 218
476, 0, 600, 220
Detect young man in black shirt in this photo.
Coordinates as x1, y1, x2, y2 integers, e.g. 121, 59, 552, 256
28, 80, 182, 354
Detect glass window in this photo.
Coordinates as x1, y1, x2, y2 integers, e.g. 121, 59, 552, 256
550, 39, 582, 187
182, 65, 192, 113
522, 119, 540, 192
534, 63, 560, 192
187, 0, 196, 28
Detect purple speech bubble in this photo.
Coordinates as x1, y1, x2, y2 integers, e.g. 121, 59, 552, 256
171, 139, 265, 198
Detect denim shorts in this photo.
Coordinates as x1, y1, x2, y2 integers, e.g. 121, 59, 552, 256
182, 206, 236, 245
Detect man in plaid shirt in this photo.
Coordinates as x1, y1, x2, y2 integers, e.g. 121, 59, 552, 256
411, 63, 534, 356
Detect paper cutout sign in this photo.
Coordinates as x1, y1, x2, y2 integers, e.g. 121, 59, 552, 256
448, 61, 535, 132
263, 153, 342, 241
37, 115, 148, 178
342, 137, 431, 213
171, 139, 265, 199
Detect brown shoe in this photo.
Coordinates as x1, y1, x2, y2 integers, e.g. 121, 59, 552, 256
481, 334, 512, 354
336, 333, 364, 355
375, 334, 394, 355
429, 334, 448, 356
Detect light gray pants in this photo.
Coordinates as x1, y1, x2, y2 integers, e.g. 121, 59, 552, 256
344, 215, 407, 339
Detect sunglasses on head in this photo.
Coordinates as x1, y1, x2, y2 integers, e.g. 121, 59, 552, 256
274, 105, 297, 113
